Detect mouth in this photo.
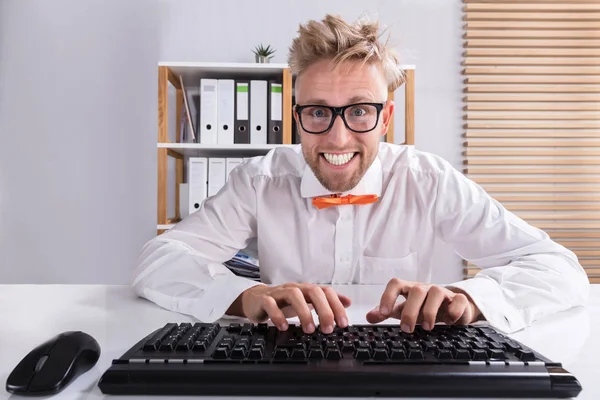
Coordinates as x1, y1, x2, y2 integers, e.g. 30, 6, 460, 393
320, 152, 358, 168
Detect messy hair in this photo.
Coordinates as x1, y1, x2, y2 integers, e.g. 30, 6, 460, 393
288, 14, 405, 91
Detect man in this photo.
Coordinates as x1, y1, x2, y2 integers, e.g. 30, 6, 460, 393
132, 14, 589, 335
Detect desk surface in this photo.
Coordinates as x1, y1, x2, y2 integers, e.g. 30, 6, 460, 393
0, 284, 599, 400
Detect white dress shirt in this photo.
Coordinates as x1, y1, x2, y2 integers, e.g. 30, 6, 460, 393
132, 143, 590, 334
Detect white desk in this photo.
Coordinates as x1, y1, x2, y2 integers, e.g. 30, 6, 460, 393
1, 284, 599, 400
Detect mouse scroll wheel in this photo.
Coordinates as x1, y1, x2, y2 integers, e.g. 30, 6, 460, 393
35, 355, 49, 372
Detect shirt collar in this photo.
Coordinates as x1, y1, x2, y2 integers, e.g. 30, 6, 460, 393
300, 154, 383, 198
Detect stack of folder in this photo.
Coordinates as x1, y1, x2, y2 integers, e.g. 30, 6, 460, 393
187, 157, 246, 215
189, 78, 283, 145
224, 250, 260, 281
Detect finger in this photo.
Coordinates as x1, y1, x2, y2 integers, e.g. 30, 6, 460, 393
303, 285, 335, 334
337, 293, 352, 308
445, 294, 470, 325
420, 286, 450, 331
321, 286, 349, 328
261, 296, 288, 331
378, 278, 411, 316
400, 285, 430, 333
366, 301, 405, 324
276, 287, 315, 333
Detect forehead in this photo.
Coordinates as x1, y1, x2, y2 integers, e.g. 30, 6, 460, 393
295, 59, 387, 105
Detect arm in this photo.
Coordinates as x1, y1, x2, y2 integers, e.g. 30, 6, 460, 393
432, 161, 590, 333
131, 166, 264, 322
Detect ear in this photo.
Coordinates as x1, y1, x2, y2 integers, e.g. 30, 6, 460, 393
293, 107, 302, 137
380, 100, 395, 137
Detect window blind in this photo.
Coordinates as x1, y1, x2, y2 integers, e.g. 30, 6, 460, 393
461, 0, 600, 284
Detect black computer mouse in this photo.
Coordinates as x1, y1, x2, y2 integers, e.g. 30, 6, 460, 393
6, 331, 101, 396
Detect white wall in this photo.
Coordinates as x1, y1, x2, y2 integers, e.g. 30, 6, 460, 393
0, 0, 160, 283
0, 0, 464, 284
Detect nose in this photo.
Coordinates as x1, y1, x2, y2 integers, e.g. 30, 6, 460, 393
326, 114, 353, 148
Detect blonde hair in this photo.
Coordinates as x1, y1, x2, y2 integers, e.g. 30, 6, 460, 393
288, 14, 405, 92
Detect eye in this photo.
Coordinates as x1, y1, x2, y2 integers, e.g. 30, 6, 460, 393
304, 106, 331, 118
351, 108, 366, 117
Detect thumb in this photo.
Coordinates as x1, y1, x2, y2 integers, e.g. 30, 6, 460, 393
338, 294, 352, 307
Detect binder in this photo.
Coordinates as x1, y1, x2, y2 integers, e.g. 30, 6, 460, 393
208, 158, 226, 197
217, 79, 235, 144
188, 157, 207, 214
179, 76, 196, 142
234, 80, 250, 143
250, 80, 267, 144
200, 79, 218, 144
225, 158, 243, 181
268, 81, 283, 144
179, 183, 189, 218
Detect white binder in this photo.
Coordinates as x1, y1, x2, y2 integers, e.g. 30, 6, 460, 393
200, 79, 218, 144
188, 157, 207, 214
179, 183, 189, 218
208, 158, 226, 196
225, 158, 243, 181
217, 79, 235, 144
250, 80, 267, 144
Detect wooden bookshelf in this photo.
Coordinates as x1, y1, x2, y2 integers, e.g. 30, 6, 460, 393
156, 62, 416, 234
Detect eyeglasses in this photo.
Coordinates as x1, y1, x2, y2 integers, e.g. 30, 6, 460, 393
294, 102, 385, 134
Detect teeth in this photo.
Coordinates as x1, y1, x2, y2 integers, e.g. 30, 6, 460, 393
323, 152, 355, 166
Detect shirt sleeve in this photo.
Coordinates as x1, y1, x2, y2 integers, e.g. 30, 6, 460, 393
431, 160, 590, 334
131, 165, 265, 322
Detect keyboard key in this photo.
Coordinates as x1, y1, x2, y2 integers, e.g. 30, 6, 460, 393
274, 348, 289, 360
373, 349, 388, 360
212, 347, 229, 359
231, 347, 247, 359
292, 349, 307, 360
390, 349, 406, 360
354, 348, 371, 360
248, 347, 263, 360
471, 349, 488, 361
436, 349, 453, 359
454, 349, 471, 360
326, 349, 342, 360
516, 349, 536, 361
309, 348, 324, 360
408, 349, 424, 359
488, 349, 507, 360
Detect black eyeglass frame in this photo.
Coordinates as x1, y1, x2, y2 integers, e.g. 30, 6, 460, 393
294, 102, 386, 134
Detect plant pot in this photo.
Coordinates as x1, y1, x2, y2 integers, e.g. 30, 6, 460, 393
255, 55, 270, 63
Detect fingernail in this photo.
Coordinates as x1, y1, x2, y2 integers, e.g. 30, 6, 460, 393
306, 322, 315, 333
422, 322, 430, 331
279, 322, 288, 331
401, 323, 411, 333
323, 325, 333, 334
380, 306, 389, 315
340, 316, 348, 327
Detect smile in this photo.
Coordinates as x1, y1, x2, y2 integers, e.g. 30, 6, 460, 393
322, 152, 357, 166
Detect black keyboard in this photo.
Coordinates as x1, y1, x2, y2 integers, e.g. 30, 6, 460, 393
98, 322, 581, 398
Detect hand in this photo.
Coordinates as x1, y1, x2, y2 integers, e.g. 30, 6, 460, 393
366, 278, 481, 333
233, 283, 352, 334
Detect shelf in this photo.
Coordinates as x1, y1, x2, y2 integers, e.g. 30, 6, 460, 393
160, 61, 291, 83
158, 143, 294, 157
158, 224, 175, 230
159, 61, 415, 83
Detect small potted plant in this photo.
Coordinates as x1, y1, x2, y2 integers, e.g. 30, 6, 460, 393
253, 43, 276, 63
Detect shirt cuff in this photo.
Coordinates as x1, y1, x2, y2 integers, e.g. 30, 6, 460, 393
192, 271, 265, 323
445, 277, 526, 334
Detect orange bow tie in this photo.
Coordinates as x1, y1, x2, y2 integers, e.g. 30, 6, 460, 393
312, 194, 379, 210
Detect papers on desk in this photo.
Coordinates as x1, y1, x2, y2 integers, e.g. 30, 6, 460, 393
224, 251, 260, 281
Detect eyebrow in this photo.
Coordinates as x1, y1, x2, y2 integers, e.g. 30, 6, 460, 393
302, 95, 377, 106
